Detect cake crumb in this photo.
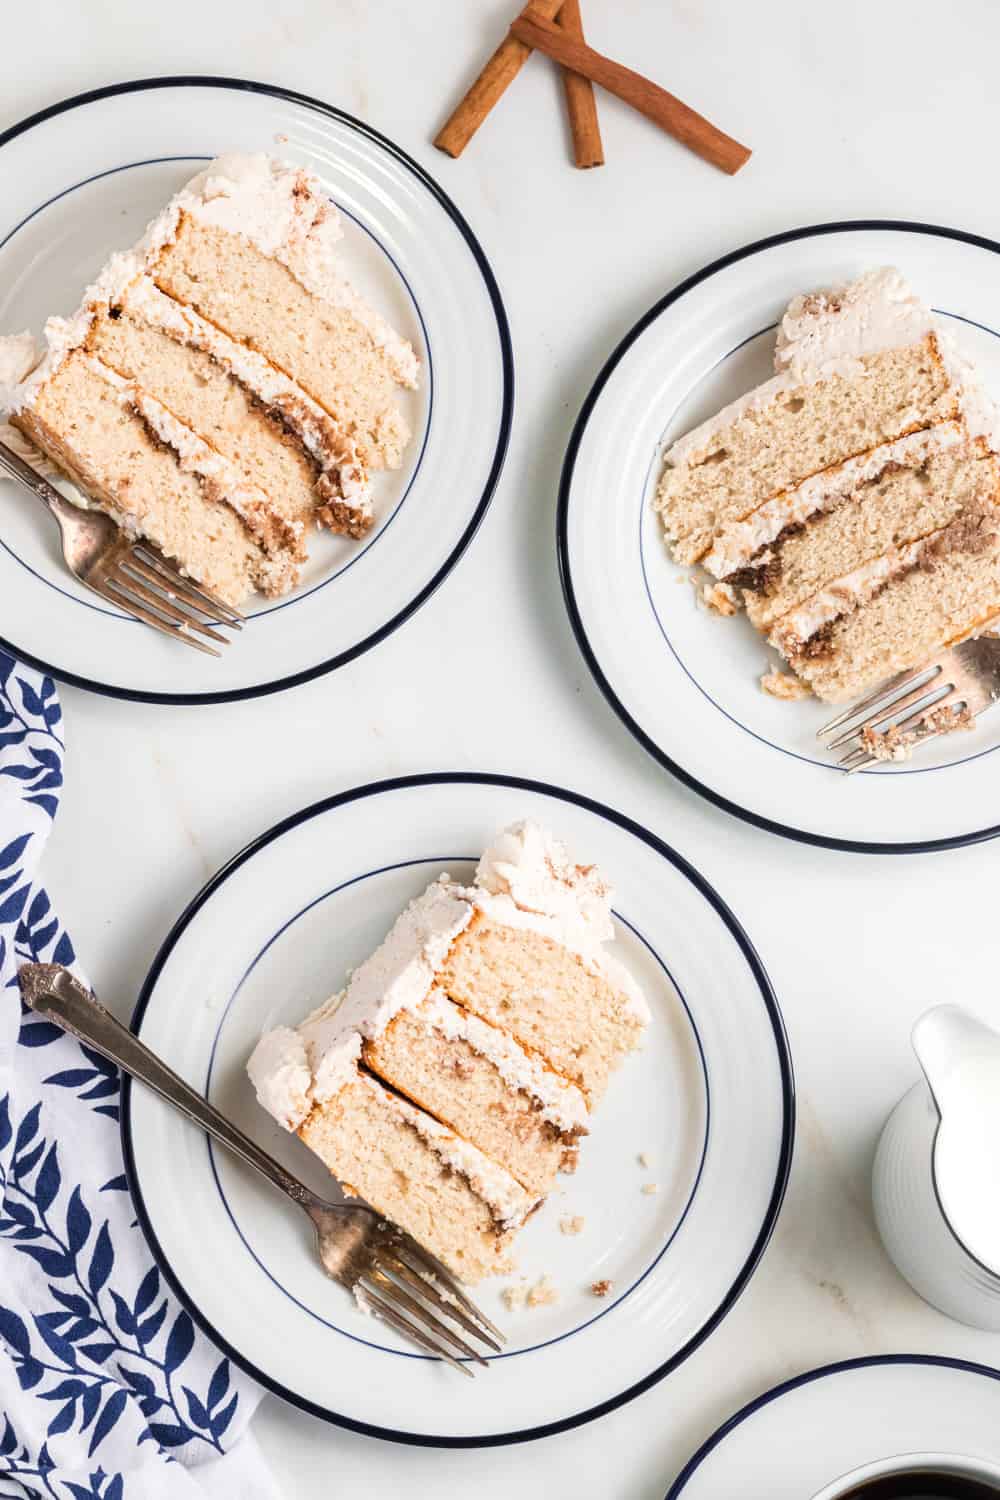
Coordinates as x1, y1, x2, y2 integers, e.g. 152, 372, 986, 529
559, 1214, 585, 1236
502, 1283, 527, 1311
760, 668, 811, 701
274, 132, 289, 144
860, 722, 912, 762
560, 1144, 579, 1174
526, 1274, 559, 1308
697, 580, 739, 616
862, 703, 975, 763
637, 1151, 651, 1169
641, 1183, 659, 1196
925, 703, 975, 735
591, 1278, 613, 1298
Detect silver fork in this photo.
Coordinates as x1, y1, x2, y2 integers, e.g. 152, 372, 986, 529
817, 633, 1000, 772
0, 439, 243, 656
17, 964, 504, 1377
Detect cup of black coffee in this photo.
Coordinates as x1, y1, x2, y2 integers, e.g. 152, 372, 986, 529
810, 1454, 1000, 1499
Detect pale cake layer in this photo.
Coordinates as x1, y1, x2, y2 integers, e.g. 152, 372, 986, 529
88, 307, 322, 537
152, 216, 411, 471
702, 425, 967, 583
111, 277, 374, 536
790, 508, 1000, 701
438, 913, 645, 1103
657, 337, 956, 565
14, 351, 279, 605
298, 1072, 528, 1283
744, 441, 997, 632
363, 996, 586, 1198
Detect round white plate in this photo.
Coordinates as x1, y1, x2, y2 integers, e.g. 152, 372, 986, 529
0, 78, 511, 703
558, 222, 1000, 852
121, 773, 793, 1446
666, 1355, 1000, 1497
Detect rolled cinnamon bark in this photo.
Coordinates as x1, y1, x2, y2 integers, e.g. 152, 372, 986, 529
510, 10, 751, 175
434, 0, 565, 158
559, 0, 604, 168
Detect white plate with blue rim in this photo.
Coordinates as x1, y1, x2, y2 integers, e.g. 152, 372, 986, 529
558, 223, 1000, 853
121, 773, 793, 1446
0, 77, 511, 704
666, 1355, 1000, 1497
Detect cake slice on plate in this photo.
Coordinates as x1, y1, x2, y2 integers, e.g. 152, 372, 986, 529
655, 268, 1000, 705
247, 820, 648, 1282
0, 154, 419, 606
249, 1031, 539, 1283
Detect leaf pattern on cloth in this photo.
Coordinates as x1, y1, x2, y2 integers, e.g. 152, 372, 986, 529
0, 651, 272, 1499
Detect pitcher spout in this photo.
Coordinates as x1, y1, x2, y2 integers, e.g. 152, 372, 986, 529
912, 1003, 1000, 1116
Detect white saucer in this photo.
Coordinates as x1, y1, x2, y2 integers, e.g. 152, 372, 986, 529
558, 222, 1000, 851
667, 1355, 1000, 1497
121, 773, 793, 1445
0, 78, 511, 703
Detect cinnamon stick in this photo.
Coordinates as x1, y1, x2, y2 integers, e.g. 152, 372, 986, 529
559, 0, 604, 168
510, 11, 751, 175
434, 0, 565, 158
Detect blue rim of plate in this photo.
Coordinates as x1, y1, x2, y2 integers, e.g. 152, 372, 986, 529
665, 1354, 1000, 1497
120, 771, 795, 1449
0, 76, 514, 707
556, 219, 1000, 856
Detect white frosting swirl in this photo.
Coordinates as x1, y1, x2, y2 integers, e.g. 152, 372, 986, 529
773, 267, 935, 378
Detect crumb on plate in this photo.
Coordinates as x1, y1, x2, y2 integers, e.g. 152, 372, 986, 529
591, 1279, 613, 1298
526, 1274, 559, 1308
698, 580, 739, 616
559, 1214, 585, 1236
760, 668, 811, 700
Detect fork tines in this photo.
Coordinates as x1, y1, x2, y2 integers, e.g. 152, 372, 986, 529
816, 659, 969, 773
358, 1226, 505, 1377
97, 542, 244, 656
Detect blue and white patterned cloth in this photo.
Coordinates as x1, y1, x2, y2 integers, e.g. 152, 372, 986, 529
0, 653, 277, 1500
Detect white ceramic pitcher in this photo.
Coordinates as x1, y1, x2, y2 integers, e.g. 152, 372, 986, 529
873, 1003, 1000, 1330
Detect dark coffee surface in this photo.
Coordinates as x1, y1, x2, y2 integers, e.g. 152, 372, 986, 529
838, 1473, 999, 1499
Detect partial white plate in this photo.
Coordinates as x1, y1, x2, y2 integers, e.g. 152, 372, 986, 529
666, 1355, 1000, 1497
122, 774, 793, 1446
558, 222, 1000, 852
0, 78, 511, 703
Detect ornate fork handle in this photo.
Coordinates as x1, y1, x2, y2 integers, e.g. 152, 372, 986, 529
19, 964, 316, 1208
0, 439, 80, 522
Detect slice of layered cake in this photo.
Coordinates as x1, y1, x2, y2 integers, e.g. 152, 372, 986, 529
655, 269, 1000, 703
249, 1029, 538, 1283
247, 821, 648, 1282
0, 154, 418, 606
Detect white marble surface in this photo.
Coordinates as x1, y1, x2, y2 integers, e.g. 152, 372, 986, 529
4, 2, 1000, 1493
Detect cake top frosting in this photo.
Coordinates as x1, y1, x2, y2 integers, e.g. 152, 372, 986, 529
247, 820, 647, 1131
773, 266, 935, 379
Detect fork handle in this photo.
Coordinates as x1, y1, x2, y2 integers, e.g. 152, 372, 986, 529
19, 964, 317, 1208
0, 438, 77, 519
